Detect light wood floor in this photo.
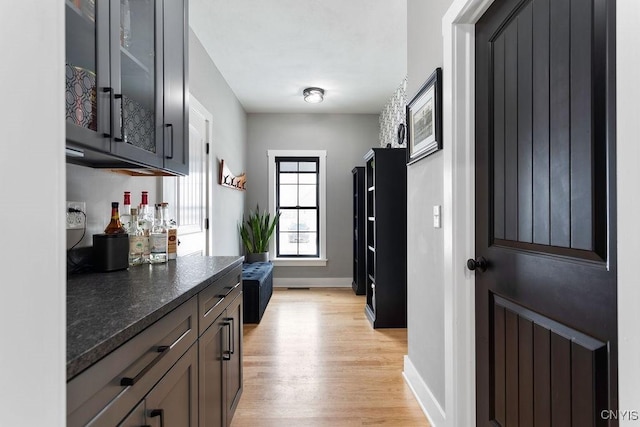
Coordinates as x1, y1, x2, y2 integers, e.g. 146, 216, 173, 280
231, 288, 430, 427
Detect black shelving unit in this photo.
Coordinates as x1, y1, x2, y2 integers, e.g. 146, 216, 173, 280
352, 167, 366, 295
364, 148, 407, 328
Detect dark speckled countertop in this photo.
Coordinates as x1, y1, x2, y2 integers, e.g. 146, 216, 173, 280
67, 256, 243, 381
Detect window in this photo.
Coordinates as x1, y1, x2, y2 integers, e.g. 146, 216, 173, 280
276, 157, 319, 257
268, 150, 327, 266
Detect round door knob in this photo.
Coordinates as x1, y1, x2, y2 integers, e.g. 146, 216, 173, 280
467, 257, 487, 272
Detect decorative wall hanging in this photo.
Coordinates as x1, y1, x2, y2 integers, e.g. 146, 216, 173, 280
406, 67, 443, 165
220, 159, 246, 191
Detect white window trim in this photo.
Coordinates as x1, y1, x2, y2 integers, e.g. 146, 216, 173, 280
267, 150, 327, 266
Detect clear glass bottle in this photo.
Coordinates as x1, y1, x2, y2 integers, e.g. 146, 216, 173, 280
104, 202, 126, 234
128, 208, 147, 266
121, 191, 132, 232
149, 203, 168, 263
138, 191, 153, 236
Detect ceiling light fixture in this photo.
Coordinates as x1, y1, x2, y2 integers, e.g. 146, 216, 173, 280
303, 87, 324, 104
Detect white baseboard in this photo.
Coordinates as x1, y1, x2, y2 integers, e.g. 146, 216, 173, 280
274, 277, 351, 288
403, 355, 446, 427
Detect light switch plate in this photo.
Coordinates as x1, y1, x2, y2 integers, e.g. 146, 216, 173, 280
66, 201, 86, 229
433, 205, 441, 228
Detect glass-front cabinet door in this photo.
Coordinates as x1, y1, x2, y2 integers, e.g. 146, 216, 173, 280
110, 0, 164, 168
65, 0, 111, 153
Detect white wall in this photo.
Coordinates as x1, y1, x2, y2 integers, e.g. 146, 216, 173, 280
189, 29, 247, 256
66, 165, 161, 248
617, 0, 640, 421
246, 113, 379, 281
0, 2, 66, 426
404, 0, 454, 413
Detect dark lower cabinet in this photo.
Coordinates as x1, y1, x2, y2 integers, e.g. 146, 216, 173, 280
199, 291, 243, 427
199, 320, 225, 427
225, 293, 243, 420
67, 266, 244, 427
145, 344, 198, 426
119, 345, 198, 426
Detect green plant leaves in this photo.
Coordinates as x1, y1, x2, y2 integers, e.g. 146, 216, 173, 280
239, 204, 280, 253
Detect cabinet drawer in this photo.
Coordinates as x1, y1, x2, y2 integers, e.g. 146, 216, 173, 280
199, 266, 242, 335
67, 297, 198, 427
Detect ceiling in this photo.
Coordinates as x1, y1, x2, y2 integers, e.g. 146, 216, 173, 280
189, 0, 407, 114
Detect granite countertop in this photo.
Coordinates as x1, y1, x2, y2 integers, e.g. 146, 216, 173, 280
67, 256, 243, 381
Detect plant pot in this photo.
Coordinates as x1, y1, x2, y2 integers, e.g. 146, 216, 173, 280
246, 252, 269, 263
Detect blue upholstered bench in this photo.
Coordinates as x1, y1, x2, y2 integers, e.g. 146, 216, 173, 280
241, 262, 273, 324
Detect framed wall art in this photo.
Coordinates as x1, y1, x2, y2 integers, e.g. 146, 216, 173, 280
406, 67, 442, 165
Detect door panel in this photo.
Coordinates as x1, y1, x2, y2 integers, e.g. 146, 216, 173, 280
475, 0, 616, 424
163, 96, 211, 256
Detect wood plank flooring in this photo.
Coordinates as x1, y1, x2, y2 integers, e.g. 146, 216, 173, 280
231, 288, 430, 427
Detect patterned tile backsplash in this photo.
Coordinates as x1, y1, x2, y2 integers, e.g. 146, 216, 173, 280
379, 76, 407, 148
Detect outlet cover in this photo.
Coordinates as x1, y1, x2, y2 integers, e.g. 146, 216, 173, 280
66, 201, 86, 229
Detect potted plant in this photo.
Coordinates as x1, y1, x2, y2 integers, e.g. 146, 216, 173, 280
239, 205, 280, 263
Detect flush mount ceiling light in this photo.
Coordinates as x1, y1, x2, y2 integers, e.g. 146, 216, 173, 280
303, 87, 325, 103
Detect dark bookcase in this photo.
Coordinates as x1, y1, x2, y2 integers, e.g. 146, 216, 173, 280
352, 167, 366, 295
364, 148, 407, 328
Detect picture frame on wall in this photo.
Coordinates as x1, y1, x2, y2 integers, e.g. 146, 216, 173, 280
406, 67, 442, 165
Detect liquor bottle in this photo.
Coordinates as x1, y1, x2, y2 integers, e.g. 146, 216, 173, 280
163, 203, 178, 260
128, 208, 148, 266
104, 202, 126, 234
138, 191, 153, 236
121, 191, 132, 232
149, 203, 168, 263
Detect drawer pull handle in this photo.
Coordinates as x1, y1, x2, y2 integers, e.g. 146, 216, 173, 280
223, 282, 240, 296
204, 296, 225, 318
120, 345, 170, 386
120, 328, 190, 387
149, 408, 164, 427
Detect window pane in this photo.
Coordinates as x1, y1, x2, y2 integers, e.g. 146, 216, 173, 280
279, 184, 297, 207
279, 162, 298, 172
278, 232, 299, 255
279, 173, 298, 184
298, 233, 318, 255
299, 184, 317, 207
299, 173, 316, 184
278, 210, 298, 232
299, 209, 317, 232
299, 162, 317, 172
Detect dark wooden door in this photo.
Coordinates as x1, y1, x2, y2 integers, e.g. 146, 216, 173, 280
475, 0, 617, 425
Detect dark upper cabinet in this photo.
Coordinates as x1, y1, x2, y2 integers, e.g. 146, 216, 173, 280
65, 0, 189, 175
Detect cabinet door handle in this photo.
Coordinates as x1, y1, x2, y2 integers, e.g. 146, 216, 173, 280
222, 322, 232, 361
225, 317, 235, 355
102, 87, 113, 138
149, 409, 164, 427
165, 123, 174, 159
114, 94, 124, 142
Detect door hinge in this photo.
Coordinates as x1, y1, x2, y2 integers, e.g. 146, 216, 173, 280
205, 143, 210, 154
205, 218, 209, 230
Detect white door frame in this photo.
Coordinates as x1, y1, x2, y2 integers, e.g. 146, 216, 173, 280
441, 0, 495, 425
